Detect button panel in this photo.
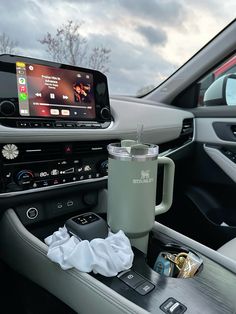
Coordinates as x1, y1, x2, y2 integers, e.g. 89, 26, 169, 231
0, 141, 112, 193
2, 119, 111, 129
118, 270, 155, 295
160, 298, 187, 314
222, 148, 236, 163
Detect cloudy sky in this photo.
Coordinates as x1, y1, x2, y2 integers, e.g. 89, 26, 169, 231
0, 0, 235, 95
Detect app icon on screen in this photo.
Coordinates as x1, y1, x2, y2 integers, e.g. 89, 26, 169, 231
18, 77, 26, 84
18, 70, 25, 75
19, 93, 28, 101
16, 62, 25, 68
19, 86, 26, 92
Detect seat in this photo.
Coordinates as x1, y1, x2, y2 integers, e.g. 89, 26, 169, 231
217, 238, 236, 261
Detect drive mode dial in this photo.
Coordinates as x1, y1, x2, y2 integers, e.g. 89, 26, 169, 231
15, 170, 34, 186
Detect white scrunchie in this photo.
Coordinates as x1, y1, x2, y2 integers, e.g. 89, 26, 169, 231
45, 226, 134, 277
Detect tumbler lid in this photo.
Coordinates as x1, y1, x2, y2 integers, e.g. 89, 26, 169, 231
108, 141, 159, 161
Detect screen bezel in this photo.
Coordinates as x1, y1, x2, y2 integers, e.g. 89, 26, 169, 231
0, 54, 110, 122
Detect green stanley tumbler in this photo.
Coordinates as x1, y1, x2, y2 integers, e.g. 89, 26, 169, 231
107, 141, 175, 244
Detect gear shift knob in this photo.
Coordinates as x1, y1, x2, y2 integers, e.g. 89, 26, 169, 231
65, 212, 108, 241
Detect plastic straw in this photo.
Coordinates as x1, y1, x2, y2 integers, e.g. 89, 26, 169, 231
136, 123, 144, 144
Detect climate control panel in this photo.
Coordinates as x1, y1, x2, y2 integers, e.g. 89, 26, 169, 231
0, 141, 112, 194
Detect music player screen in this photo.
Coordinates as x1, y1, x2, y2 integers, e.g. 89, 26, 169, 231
16, 61, 96, 120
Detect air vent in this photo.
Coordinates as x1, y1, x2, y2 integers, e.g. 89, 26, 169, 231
181, 118, 194, 136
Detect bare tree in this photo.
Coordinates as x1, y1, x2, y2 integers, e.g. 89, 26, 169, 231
0, 32, 17, 54
39, 20, 111, 73
88, 46, 111, 73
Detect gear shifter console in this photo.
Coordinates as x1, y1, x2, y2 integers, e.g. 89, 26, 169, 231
65, 212, 108, 241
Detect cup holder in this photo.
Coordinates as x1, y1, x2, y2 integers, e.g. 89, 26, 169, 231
150, 243, 203, 279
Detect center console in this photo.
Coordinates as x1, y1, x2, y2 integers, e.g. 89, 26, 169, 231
0, 207, 236, 314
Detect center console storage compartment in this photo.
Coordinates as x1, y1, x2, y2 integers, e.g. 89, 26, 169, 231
146, 240, 203, 279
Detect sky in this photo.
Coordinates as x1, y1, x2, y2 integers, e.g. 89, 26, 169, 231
0, 0, 235, 95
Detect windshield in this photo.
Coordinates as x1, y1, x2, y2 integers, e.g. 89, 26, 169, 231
0, 1, 235, 96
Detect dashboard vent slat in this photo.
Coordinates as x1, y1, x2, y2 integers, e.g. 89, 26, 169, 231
181, 118, 194, 136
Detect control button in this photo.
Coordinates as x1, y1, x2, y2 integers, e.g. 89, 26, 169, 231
31, 122, 41, 127
55, 122, 64, 127
43, 122, 52, 127
17, 121, 31, 128
135, 281, 155, 295
4, 171, 12, 180
64, 145, 73, 154
119, 270, 145, 289
50, 109, 59, 115
61, 109, 70, 116
61, 178, 71, 184
99, 160, 108, 176
66, 200, 74, 207
100, 107, 110, 120
169, 303, 180, 313
0, 100, 16, 116
84, 165, 92, 172
32, 182, 39, 188
26, 207, 38, 220
41, 180, 49, 187
224, 150, 233, 157
39, 171, 50, 178
65, 123, 75, 127
93, 123, 102, 128
60, 167, 75, 174
51, 169, 59, 176
160, 298, 187, 314
15, 170, 34, 186
52, 178, 60, 185
57, 202, 63, 209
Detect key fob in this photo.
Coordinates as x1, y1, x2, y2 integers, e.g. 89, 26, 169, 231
65, 212, 108, 241
153, 252, 175, 277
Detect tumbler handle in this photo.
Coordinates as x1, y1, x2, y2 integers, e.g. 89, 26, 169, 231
155, 157, 175, 215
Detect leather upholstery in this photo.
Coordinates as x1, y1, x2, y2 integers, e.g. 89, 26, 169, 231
217, 238, 236, 261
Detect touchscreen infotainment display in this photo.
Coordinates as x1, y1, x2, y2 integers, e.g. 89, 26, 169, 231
16, 61, 96, 120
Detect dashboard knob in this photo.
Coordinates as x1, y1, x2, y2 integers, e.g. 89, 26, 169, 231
100, 107, 110, 120
99, 160, 108, 176
2, 144, 19, 160
15, 170, 34, 186
0, 100, 16, 116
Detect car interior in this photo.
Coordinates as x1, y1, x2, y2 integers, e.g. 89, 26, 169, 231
0, 18, 236, 314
